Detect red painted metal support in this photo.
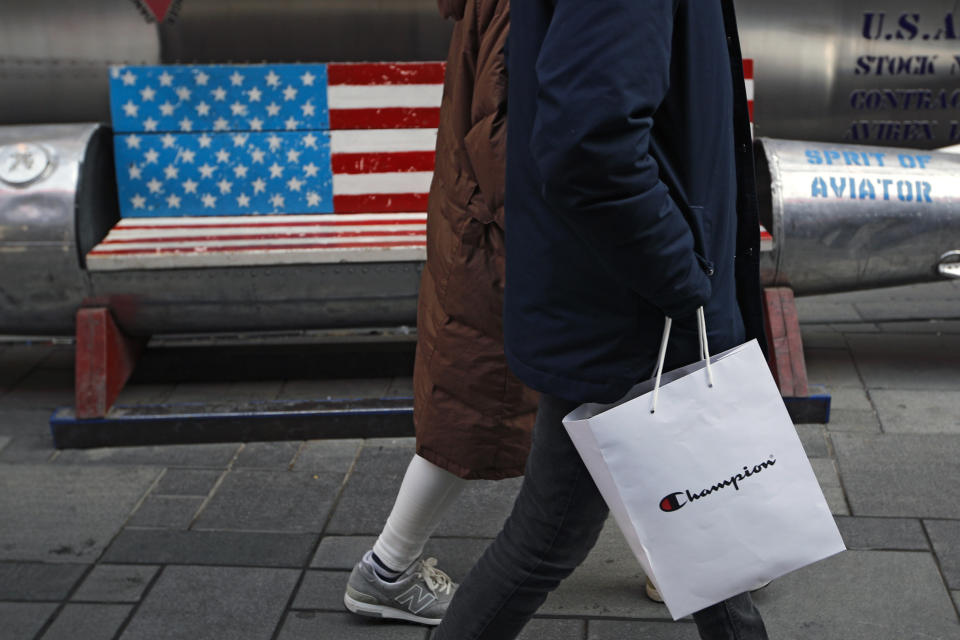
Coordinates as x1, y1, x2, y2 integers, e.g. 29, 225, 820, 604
762, 287, 810, 398
75, 308, 146, 419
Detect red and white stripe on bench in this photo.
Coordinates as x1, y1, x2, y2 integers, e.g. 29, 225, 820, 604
86, 213, 427, 270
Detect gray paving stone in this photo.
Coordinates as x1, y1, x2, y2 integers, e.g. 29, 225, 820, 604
41, 603, 132, 640
275, 611, 428, 639
799, 327, 847, 349
954, 591, 960, 615
0, 602, 58, 639
795, 299, 862, 324
72, 565, 159, 603
542, 520, 670, 620
0, 465, 161, 563
0, 436, 9, 454
795, 425, 830, 458
826, 386, 873, 410
834, 517, 929, 551
292, 439, 362, 475
833, 433, 960, 518
830, 322, 881, 333
234, 441, 303, 468
822, 487, 851, 516
810, 458, 841, 489
37, 346, 75, 370
102, 530, 316, 567
0, 410, 57, 463
855, 299, 960, 322
588, 620, 698, 639
752, 550, 959, 640
872, 390, 960, 434
432, 478, 522, 538
804, 349, 863, 388
120, 566, 299, 640
291, 570, 346, 610
518, 618, 586, 640
847, 334, 960, 391
278, 378, 393, 401
165, 380, 283, 404
114, 384, 175, 406
0, 563, 87, 600
312, 536, 378, 570
384, 377, 414, 398
55, 443, 240, 468
879, 319, 960, 334
192, 469, 342, 533
0, 344, 55, 387
154, 469, 222, 496
128, 496, 204, 529
925, 520, 960, 590
0, 368, 74, 410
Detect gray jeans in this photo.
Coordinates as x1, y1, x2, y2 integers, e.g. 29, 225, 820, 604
433, 393, 769, 640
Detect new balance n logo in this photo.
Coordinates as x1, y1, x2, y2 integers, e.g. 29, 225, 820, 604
395, 585, 437, 614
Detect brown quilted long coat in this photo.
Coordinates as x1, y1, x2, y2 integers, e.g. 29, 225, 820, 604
413, 0, 538, 480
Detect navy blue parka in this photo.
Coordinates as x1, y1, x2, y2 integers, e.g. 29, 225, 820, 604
504, 0, 766, 404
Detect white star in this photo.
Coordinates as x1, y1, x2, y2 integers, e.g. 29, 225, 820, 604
122, 100, 139, 117
140, 86, 156, 101
267, 135, 282, 151
217, 178, 233, 194
194, 70, 210, 86
179, 117, 194, 132
198, 133, 212, 148
131, 194, 146, 208
176, 86, 192, 101
232, 133, 249, 147
163, 164, 179, 179
161, 134, 177, 148
233, 164, 249, 178
250, 148, 266, 164
237, 193, 251, 207
286, 176, 304, 191
215, 149, 230, 163
303, 162, 319, 177
198, 163, 216, 178
121, 70, 137, 86
230, 71, 244, 86
284, 117, 300, 130
195, 101, 211, 116
159, 71, 173, 86
143, 149, 159, 164
248, 117, 264, 131
270, 193, 285, 208
230, 102, 248, 116
306, 191, 321, 207
212, 87, 227, 101
268, 163, 284, 178
283, 85, 298, 101
166, 193, 181, 208
128, 164, 142, 180
265, 70, 280, 87
301, 101, 316, 117
247, 87, 262, 102
125, 134, 142, 149
286, 149, 301, 163
302, 133, 319, 149
147, 178, 164, 194
300, 70, 316, 86
182, 178, 198, 194
159, 102, 176, 116
252, 178, 267, 194
143, 118, 158, 132
266, 102, 281, 117
179, 148, 196, 163
201, 193, 217, 208
213, 117, 229, 131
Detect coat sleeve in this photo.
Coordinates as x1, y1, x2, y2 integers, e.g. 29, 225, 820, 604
530, 0, 711, 317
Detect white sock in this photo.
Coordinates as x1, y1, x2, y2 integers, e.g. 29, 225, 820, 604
371, 454, 467, 574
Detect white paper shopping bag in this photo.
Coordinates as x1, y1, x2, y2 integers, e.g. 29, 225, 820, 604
562, 309, 845, 620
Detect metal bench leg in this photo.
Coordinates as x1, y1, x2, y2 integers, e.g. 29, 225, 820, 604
74, 308, 146, 419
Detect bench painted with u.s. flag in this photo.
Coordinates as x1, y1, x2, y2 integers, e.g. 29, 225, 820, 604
90, 60, 765, 270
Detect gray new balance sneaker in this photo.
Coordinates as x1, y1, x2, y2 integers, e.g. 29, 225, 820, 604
344, 551, 457, 625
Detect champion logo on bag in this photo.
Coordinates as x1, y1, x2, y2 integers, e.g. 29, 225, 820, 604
659, 455, 777, 512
